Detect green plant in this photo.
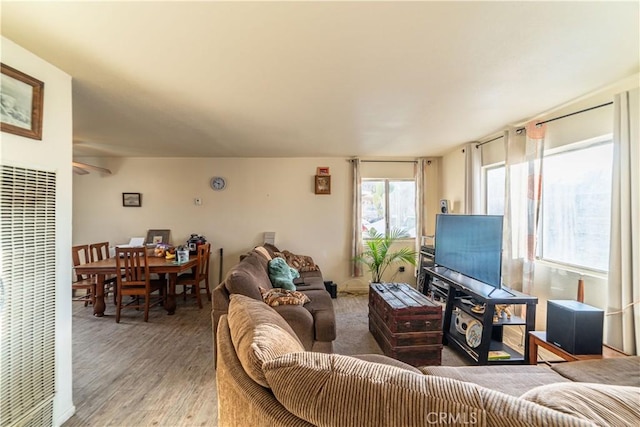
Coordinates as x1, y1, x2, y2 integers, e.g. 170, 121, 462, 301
354, 228, 417, 283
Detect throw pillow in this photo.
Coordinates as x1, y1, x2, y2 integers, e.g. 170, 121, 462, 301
260, 287, 310, 307
227, 294, 304, 388
521, 382, 640, 426
268, 257, 299, 291
281, 250, 320, 273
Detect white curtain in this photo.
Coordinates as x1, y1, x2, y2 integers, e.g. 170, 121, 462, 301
351, 158, 363, 277
464, 143, 482, 214
501, 122, 546, 295
607, 88, 640, 355
415, 158, 427, 273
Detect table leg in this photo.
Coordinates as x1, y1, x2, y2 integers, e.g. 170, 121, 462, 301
93, 274, 106, 317
166, 273, 177, 315
528, 334, 538, 365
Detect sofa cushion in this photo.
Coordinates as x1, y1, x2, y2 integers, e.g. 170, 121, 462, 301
263, 352, 592, 427
420, 365, 570, 397
280, 250, 320, 273
227, 294, 304, 388
260, 287, 310, 307
300, 289, 336, 342
352, 354, 422, 374
268, 257, 299, 291
521, 382, 640, 426
225, 251, 272, 300
551, 356, 640, 387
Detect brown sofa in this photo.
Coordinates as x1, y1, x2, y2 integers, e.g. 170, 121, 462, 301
212, 245, 336, 362
214, 293, 640, 427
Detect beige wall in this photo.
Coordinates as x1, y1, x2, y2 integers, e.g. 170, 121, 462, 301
1, 37, 74, 426
441, 146, 465, 214
73, 157, 432, 292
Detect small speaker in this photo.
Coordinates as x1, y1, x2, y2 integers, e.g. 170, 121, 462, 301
546, 300, 604, 355
439, 199, 450, 214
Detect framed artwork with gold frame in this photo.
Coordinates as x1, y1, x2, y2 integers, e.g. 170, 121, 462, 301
315, 175, 331, 195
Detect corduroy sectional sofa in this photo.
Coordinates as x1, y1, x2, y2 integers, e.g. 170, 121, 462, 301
214, 293, 640, 426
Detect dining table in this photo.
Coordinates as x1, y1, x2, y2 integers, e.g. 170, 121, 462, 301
74, 254, 198, 317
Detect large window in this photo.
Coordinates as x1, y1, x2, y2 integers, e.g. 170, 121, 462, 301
541, 142, 613, 271
362, 179, 416, 238
484, 140, 613, 272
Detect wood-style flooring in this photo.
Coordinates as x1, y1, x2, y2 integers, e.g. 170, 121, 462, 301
64, 293, 217, 427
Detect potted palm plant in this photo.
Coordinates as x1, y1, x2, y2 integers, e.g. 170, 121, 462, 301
354, 228, 417, 283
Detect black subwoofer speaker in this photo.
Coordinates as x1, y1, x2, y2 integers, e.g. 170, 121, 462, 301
546, 300, 604, 355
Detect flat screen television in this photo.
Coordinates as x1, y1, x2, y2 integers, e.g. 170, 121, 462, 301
434, 214, 504, 289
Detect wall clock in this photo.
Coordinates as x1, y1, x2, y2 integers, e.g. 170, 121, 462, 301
210, 176, 226, 191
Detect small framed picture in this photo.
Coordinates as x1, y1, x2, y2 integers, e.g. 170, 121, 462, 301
316, 167, 330, 176
122, 192, 142, 207
315, 175, 331, 195
146, 229, 171, 245
1, 63, 45, 140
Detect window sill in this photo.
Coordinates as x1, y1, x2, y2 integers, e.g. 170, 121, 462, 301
534, 258, 607, 280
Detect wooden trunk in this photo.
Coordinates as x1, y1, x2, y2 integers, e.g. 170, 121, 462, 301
368, 283, 443, 366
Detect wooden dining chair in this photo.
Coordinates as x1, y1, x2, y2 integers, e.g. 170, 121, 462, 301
115, 247, 166, 323
177, 243, 210, 309
90, 241, 118, 304
72, 244, 96, 306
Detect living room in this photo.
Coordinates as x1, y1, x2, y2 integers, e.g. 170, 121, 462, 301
1, 1, 639, 426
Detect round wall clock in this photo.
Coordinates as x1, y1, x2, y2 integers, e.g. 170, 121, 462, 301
210, 176, 226, 191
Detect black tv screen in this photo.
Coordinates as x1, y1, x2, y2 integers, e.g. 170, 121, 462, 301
434, 214, 504, 288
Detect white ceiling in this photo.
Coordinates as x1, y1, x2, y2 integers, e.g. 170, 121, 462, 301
1, 1, 638, 158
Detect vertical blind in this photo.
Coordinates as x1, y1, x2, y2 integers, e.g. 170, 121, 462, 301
1, 165, 56, 427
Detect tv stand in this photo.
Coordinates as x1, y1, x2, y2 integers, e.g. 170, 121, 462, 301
427, 266, 538, 365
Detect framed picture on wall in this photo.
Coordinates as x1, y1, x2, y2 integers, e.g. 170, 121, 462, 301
1, 63, 44, 140
315, 175, 331, 195
122, 192, 142, 207
316, 167, 330, 176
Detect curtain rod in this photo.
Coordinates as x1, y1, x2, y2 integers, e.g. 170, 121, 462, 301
476, 101, 613, 148
516, 101, 614, 133
349, 159, 417, 164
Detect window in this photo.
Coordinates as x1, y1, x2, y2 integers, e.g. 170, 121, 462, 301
362, 179, 416, 238
541, 142, 613, 271
485, 165, 505, 215
483, 140, 613, 272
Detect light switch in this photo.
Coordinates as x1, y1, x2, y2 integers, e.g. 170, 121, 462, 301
194, 197, 202, 206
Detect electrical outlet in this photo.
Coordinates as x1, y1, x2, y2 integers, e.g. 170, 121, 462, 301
399, 266, 405, 273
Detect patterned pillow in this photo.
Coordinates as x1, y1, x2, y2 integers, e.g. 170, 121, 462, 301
281, 250, 320, 273
260, 287, 310, 307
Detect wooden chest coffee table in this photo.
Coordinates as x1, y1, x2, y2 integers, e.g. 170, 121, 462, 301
368, 283, 443, 366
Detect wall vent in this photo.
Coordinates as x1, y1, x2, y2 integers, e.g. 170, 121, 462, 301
0, 165, 56, 427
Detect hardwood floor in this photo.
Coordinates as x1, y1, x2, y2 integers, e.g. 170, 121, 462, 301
64, 294, 217, 427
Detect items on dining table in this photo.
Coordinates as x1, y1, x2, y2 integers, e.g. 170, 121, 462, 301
187, 234, 207, 254
153, 243, 175, 259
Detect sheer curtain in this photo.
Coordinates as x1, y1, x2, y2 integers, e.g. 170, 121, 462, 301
502, 122, 546, 295
415, 158, 427, 272
351, 158, 363, 277
607, 88, 639, 355
464, 143, 482, 214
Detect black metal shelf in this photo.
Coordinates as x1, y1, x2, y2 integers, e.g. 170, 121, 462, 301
429, 266, 537, 365
446, 317, 525, 364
